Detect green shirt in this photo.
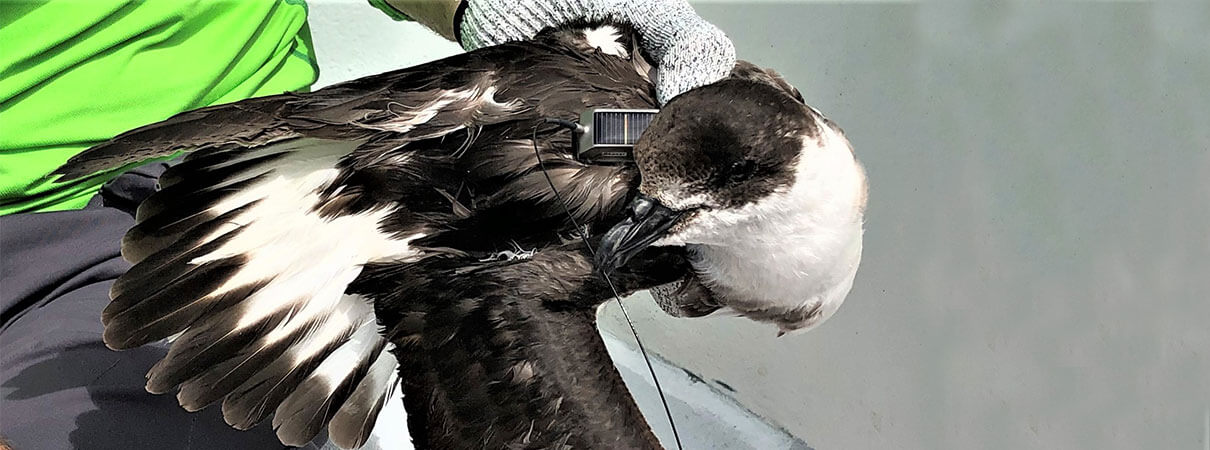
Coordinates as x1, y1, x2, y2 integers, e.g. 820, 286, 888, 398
0, 0, 319, 215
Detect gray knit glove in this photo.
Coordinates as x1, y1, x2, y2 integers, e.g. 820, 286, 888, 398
459, 0, 736, 104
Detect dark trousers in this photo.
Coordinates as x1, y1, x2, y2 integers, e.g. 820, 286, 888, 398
0, 165, 322, 449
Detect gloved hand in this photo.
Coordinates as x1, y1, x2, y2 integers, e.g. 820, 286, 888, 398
458, 0, 736, 104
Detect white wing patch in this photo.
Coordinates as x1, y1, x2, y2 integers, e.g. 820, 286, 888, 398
180, 147, 421, 331
104, 138, 418, 448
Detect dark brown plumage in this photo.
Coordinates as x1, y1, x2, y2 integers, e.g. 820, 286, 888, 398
53, 18, 828, 448
359, 243, 690, 449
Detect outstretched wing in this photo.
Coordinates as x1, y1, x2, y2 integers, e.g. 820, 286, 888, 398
100, 137, 419, 448
54, 23, 658, 448
54, 49, 524, 181
55, 46, 531, 449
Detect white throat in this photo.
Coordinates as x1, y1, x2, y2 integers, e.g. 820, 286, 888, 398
690, 215, 863, 333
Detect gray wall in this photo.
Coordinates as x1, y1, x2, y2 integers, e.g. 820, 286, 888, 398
310, 2, 1209, 448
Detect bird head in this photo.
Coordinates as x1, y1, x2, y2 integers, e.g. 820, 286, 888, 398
597, 63, 867, 334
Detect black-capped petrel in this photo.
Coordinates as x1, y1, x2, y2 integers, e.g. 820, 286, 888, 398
55, 22, 866, 449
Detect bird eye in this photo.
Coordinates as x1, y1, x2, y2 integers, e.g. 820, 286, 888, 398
727, 159, 759, 183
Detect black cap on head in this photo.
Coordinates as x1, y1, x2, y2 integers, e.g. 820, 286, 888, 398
634, 67, 819, 210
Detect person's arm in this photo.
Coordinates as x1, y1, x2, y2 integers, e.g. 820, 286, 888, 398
381, 0, 735, 105
381, 0, 460, 41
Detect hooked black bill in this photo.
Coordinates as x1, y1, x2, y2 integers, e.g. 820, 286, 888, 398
596, 195, 683, 275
